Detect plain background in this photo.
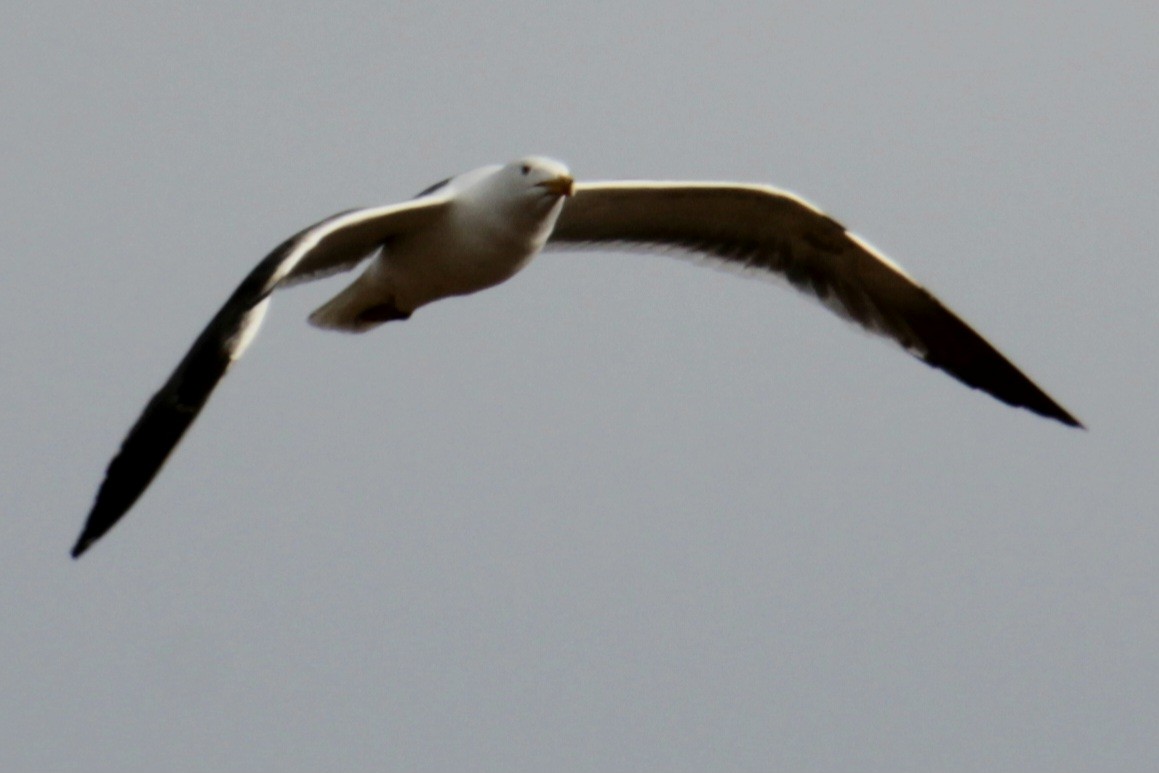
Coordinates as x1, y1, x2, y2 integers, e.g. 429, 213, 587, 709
2, 3, 1155, 771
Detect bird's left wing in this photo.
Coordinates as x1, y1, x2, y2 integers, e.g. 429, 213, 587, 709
548, 181, 1080, 427
72, 197, 449, 558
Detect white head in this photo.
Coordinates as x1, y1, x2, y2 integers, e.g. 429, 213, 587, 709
456, 156, 573, 221
504, 155, 575, 199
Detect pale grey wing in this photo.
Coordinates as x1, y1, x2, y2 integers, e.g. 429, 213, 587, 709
72, 198, 450, 558
549, 181, 1080, 428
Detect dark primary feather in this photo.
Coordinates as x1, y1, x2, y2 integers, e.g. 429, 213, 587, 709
71, 241, 294, 558
413, 176, 453, 198
72, 198, 449, 558
550, 182, 1081, 428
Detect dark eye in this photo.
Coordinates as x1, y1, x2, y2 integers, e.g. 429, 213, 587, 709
520, 164, 531, 175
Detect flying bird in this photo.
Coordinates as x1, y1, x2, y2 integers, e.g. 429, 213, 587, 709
72, 156, 1081, 558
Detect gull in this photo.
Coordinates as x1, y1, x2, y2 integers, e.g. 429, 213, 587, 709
71, 156, 1081, 558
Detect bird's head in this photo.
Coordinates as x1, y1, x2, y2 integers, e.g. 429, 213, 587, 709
506, 156, 574, 201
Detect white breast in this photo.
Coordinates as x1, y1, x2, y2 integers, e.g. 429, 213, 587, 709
386, 175, 565, 308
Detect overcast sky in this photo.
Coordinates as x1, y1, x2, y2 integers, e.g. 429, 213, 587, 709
2, 3, 1156, 771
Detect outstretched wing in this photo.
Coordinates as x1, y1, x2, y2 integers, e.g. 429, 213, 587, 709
72, 197, 450, 558
549, 181, 1080, 428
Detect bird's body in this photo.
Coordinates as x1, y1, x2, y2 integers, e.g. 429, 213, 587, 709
310, 159, 571, 331
72, 156, 1081, 558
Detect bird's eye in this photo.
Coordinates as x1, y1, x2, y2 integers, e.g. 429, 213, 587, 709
520, 164, 531, 175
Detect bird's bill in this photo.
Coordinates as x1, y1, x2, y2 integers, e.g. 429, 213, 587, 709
538, 174, 575, 197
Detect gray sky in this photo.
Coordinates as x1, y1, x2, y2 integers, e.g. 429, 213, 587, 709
2, 3, 1156, 770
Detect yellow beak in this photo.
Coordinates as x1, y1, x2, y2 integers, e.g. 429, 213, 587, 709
538, 174, 575, 197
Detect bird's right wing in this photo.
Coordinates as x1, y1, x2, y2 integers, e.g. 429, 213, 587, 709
72, 197, 450, 558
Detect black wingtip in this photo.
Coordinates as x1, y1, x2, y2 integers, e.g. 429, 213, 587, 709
1006, 395, 1084, 430
71, 515, 109, 558
70, 535, 92, 560
1026, 392, 1083, 430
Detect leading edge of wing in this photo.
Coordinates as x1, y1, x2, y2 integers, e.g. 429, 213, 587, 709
72, 197, 449, 558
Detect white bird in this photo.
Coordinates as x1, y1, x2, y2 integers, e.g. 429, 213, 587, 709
72, 156, 1080, 557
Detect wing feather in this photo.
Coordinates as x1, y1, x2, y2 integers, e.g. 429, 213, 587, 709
549, 182, 1080, 427
72, 197, 449, 557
